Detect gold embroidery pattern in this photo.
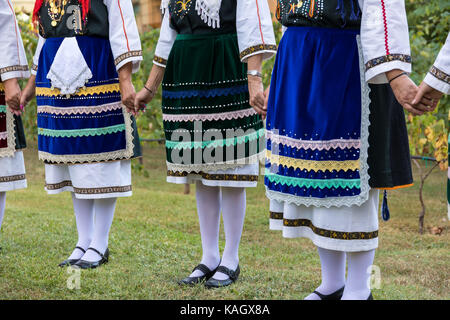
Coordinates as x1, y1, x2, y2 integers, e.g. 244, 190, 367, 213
36, 83, 120, 97
114, 50, 143, 66
429, 65, 450, 84
239, 44, 277, 60
167, 170, 258, 182
266, 150, 360, 172
153, 56, 167, 66
270, 211, 283, 220
0, 83, 4, 92
283, 218, 378, 240
0, 174, 26, 183
0, 65, 29, 75
364, 54, 411, 71
46, 180, 132, 194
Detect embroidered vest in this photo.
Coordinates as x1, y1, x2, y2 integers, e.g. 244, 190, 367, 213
276, 0, 361, 29
168, 0, 237, 34
38, 0, 109, 39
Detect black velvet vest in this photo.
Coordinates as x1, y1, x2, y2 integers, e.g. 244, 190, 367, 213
276, 0, 361, 29
168, 0, 237, 34
38, 0, 109, 38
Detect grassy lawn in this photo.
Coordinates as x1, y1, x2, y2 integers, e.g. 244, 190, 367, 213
0, 143, 448, 300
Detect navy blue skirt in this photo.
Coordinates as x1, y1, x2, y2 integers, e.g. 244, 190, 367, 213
265, 26, 371, 208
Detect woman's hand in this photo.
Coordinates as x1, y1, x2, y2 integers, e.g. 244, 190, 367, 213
134, 87, 154, 112
3, 78, 22, 116
248, 75, 266, 119
20, 75, 36, 112
118, 63, 137, 116
387, 70, 432, 116
411, 82, 442, 112
264, 85, 270, 111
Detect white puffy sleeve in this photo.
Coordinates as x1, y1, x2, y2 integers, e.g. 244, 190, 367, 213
103, 0, 143, 73
0, 0, 30, 81
359, 0, 411, 83
423, 33, 450, 95
236, 0, 277, 63
153, 10, 177, 68
31, 36, 46, 76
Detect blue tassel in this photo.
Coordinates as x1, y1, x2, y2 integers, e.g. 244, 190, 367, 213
336, 0, 346, 27
381, 190, 390, 221
349, 0, 358, 21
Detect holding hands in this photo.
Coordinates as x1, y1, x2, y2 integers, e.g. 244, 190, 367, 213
3, 78, 23, 116
387, 69, 438, 116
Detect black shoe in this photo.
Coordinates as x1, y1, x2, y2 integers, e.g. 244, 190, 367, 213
74, 247, 109, 269
312, 286, 345, 300
178, 263, 218, 286
368, 292, 374, 300
204, 265, 240, 289
58, 246, 86, 267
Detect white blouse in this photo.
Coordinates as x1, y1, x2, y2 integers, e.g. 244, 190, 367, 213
359, 0, 411, 84
0, 0, 30, 81
424, 33, 450, 95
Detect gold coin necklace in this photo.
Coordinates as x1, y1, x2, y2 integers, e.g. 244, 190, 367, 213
48, 0, 68, 27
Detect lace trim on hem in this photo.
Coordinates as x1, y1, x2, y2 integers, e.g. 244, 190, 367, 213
266, 150, 359, 172
166, 151, 264, 173
37, 102, 123, 115
38, 106, 135, 164
195, 0, 222, 29
265, 36, 371, 208
265, 169, 360, 189
166, 128, 265, 150
266, 131, 361, 151
38, 124, 125, 138
0, 106, 17, 158
163, 107, 257, 122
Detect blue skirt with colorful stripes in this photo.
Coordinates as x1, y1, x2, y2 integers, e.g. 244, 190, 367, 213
35, 36, 140, 164
265, 26, 370, 208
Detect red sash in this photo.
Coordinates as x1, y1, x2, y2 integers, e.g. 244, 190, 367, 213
0, 82, 7, 150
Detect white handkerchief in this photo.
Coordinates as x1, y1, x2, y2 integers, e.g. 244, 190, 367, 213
47, 37, 93, 95
195, 0, 222, 29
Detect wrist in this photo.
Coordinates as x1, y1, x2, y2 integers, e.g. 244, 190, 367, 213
386, 69, 405, 82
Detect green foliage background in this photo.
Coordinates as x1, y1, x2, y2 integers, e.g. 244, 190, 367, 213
16, 0, 449, 156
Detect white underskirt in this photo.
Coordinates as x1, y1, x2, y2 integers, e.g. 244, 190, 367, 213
269, 189, 380, 252
45, 160, 132, 199
0, 151, 27, 192
167, 163, 260, 188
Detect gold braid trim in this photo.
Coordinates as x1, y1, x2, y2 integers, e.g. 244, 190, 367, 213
265, 150, 360, 172
283, 217, 378, 240
239, 44, 277, 60
46, 180, 132, 194
167, 170, 259, 182
153, 56, 167, 66
0, 174, 26, 183
36, 83, 120, 97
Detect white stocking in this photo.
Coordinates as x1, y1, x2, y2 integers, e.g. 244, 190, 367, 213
213, 187, 246, 281
68, 194, 94, 260
305, 247, 346, 300
80, 197, 117, 262
341, 249, 375, 300
190, 181, 221, 277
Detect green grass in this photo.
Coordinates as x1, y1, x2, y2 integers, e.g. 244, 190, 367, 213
0, 143, 448, 300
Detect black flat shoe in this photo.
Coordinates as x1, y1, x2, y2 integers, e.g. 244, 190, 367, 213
204, 265, 240, 289
368, 292, 374, 300
178, 263, 218, 286
74, 247, 109, 269
312, 286, 345, 300
58, 246, 86, 267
